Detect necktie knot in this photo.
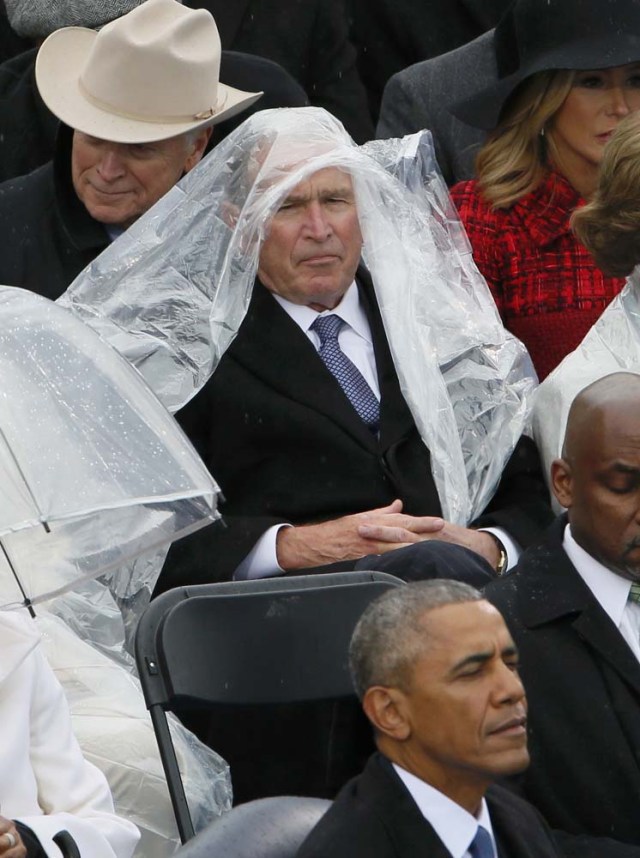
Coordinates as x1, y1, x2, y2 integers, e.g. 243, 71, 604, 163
629, 582, 640, 604
311, 313, 344, 344
469, 826, 495, 858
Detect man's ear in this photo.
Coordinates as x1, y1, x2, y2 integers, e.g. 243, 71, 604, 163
551, 457, 573, 509
184, 127, 213, 173
362, 686, 411, 742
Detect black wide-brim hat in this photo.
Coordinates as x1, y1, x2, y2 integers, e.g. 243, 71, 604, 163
453, 0, 640, 131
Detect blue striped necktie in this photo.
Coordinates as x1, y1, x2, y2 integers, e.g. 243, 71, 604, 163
469, 826, 495, 858
311, 314, 380, 432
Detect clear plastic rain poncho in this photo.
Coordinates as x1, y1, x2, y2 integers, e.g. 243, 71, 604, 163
0, 288, 230, 854
63, 106, 536, 525
533, 268, 640, 502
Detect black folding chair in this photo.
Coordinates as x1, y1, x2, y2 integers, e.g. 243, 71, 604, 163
134, 571, 403, 842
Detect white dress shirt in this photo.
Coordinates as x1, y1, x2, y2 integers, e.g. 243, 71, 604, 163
563, 524, 640, 661
393, 763, 497, 858
234, 284, 518, 580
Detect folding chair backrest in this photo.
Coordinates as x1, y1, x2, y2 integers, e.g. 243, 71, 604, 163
135, 571, 403, 841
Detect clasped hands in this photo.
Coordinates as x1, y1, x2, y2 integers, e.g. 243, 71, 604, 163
276, 498, 500, 571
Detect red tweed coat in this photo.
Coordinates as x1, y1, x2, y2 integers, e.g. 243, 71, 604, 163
451, 172, 625, 380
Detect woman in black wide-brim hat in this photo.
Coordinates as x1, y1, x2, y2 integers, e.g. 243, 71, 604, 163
449, 0, 640, 380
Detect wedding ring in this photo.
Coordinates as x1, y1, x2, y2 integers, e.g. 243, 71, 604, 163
2, 833, 16, 849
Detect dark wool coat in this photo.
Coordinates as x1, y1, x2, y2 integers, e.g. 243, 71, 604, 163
486, 516, 640, 850
351, 0, 510, 123
0, 124, 108, 298
0, 47, 58, 183
187, 0, 373, 142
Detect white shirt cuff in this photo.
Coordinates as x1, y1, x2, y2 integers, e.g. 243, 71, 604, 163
233, 524, 291, 580
479, 526, 520, 571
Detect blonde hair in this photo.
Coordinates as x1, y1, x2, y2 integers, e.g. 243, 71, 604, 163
476, 69, 575, 209
571, 112, 640, 277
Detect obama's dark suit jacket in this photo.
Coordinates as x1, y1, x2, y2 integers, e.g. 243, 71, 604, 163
296, 753, 562, 858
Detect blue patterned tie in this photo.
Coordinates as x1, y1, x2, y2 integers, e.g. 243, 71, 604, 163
311, 314, 380, 432
469, 826, 495, 858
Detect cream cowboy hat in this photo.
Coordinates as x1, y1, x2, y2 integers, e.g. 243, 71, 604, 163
35, 0, 262, 143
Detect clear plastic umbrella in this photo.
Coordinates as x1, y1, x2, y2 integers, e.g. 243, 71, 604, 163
0, 286, 220, 611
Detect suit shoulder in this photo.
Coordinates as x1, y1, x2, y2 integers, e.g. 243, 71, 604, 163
296, 769, 400, 858
296, 795, 394, 858
377, 56, 443, 140
483, 569, 532, 634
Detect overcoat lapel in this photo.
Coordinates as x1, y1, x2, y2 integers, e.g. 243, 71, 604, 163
573, 604, 640, 699
360, 755, 454, 858
460, 0, 509, 29
519, 519, 640, 714
573, 603, 640, 768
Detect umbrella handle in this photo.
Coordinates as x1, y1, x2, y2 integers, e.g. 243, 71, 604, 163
0, 537, 36, 618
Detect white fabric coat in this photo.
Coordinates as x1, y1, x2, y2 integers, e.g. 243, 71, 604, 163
0, 610, 140, 858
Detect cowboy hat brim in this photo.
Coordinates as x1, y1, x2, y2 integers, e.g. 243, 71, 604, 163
453, 31, 640, 130
36, 27, 262, 143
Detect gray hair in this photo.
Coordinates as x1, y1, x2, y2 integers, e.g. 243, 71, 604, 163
349, 580, 483, 699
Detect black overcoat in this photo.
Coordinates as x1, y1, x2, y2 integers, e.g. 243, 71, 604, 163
187, 0, 373, 142
0, 125, 107, 298
486, 516, 640, 847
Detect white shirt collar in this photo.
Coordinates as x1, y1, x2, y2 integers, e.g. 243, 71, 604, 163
392, 763, 496, 858
271, 282, 372, 344
563, 524, 632, 628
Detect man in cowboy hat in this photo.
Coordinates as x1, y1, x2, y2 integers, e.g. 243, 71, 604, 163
0, 0, 307, 185
0, 0, 261, 299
